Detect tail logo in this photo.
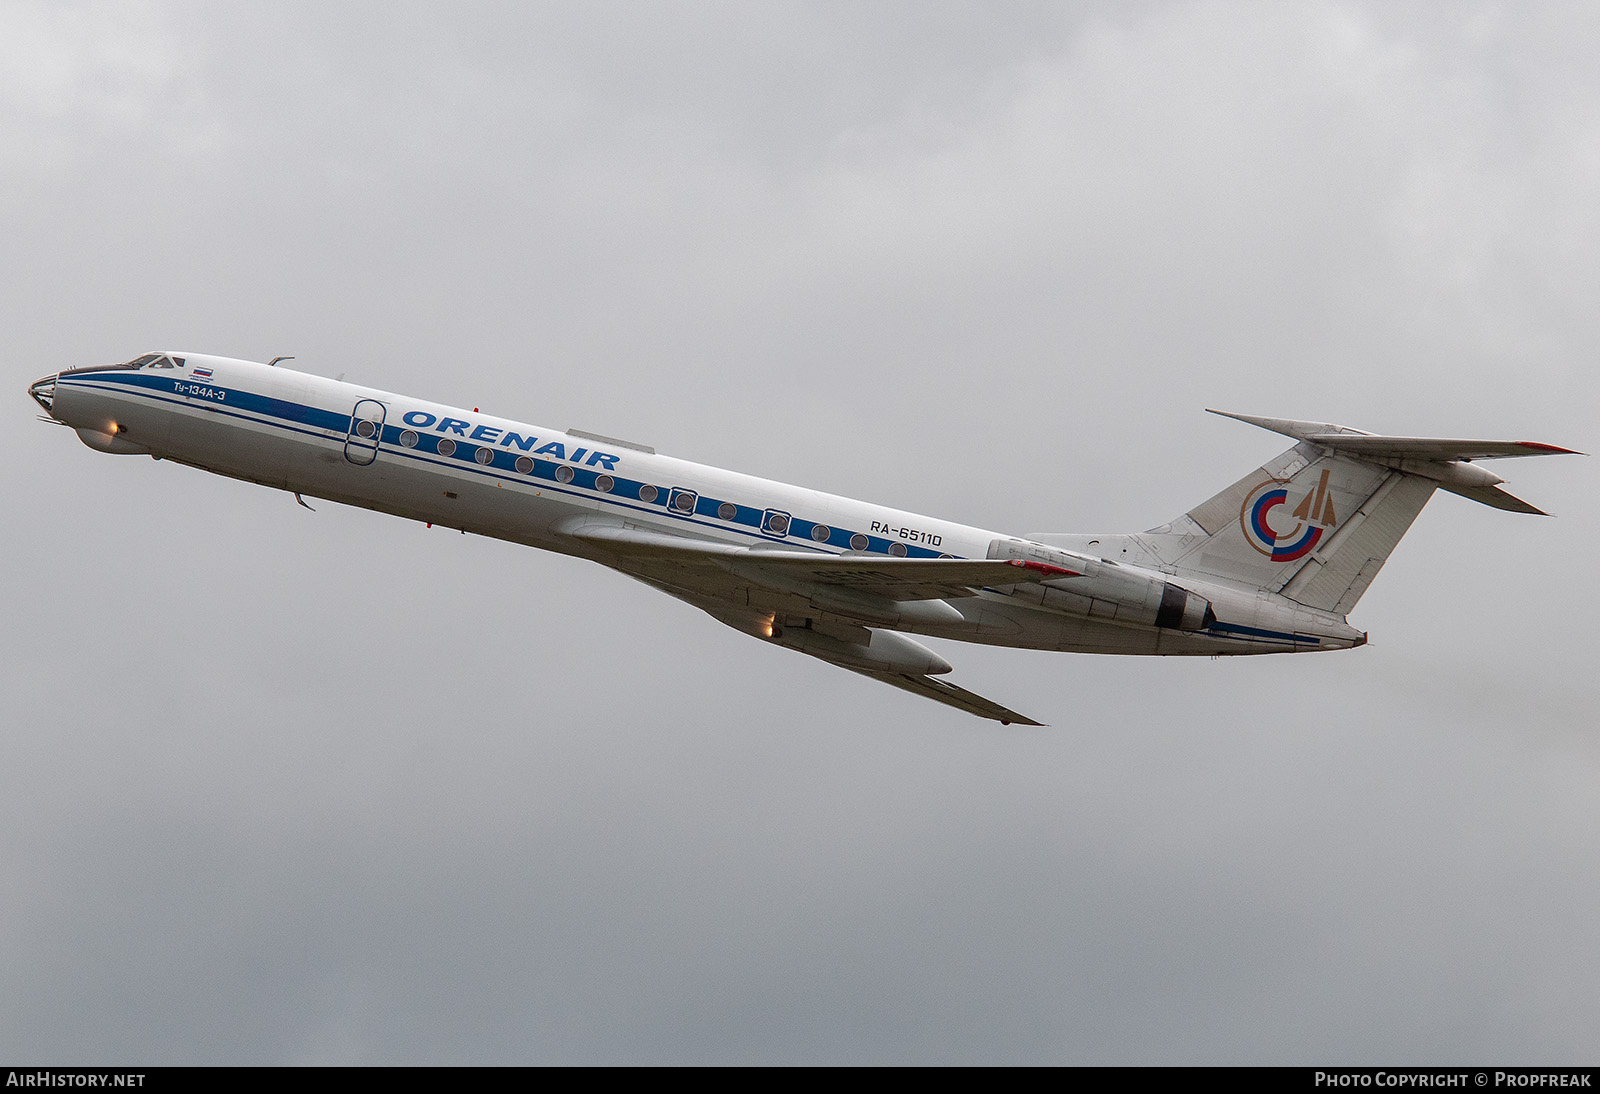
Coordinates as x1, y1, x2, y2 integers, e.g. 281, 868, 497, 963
1240, 470, 1338, 561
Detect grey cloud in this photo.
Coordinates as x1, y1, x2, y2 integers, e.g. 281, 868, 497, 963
3, 0, 1596, 1063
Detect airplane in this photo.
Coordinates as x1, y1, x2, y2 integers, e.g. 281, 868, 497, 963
28, 352, 1578, 725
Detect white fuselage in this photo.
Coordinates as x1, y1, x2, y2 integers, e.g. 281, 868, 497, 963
36, 353, 1365, 658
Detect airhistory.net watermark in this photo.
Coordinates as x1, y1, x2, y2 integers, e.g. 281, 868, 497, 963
5, 1074, 145, 1088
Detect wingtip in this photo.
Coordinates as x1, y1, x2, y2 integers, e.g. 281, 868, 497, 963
1516, 441, 1584, 456
1201, 409, 1320, 439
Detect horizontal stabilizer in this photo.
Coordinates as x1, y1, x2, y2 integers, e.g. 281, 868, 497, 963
1437, 482, 1547, 515
1303, 435, 1579, 462
1207, 409, 1581, 462
1205, 409, 1367, 441
1208, 409, 1577, 515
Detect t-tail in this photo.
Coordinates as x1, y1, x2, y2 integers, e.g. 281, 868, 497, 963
1033, 411, 1579, 616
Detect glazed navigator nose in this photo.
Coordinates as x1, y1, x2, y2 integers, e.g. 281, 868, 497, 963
28, 374, 58, 416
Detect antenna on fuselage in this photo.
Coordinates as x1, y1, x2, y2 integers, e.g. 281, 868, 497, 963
294, 492, 315, 512
268, 356, 295, 367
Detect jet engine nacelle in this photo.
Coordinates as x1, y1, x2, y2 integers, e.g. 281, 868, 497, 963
1154, 581, 1216, 631
987, 538, 1215, 631
1067, 562, 1216, 630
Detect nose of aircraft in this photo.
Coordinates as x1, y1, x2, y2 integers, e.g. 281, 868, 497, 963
28, 373, 58, 416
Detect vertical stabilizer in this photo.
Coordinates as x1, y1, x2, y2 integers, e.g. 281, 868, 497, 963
1159, 411, 1574, 612
1030, 412, 1571, 615
1167, 442, 1429, 611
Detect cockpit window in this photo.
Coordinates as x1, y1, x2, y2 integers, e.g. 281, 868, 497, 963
115, 353, 187, 369
56, 353, 173, 379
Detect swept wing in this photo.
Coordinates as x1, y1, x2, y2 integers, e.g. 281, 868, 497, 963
556, 517, 1056, 725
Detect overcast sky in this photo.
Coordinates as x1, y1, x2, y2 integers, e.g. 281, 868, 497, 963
3, 0, 1597, 1064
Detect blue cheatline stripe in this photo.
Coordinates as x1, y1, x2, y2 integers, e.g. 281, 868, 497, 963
64, 374, 348, 446
1206, 621, 1321, 645
58, 370, 958, 561
73, 368, 350, 431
